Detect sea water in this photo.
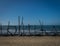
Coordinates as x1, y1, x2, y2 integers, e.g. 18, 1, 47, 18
0, 25, 60, 35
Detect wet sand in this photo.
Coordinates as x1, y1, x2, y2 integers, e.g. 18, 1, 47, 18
0, 36, 60, 46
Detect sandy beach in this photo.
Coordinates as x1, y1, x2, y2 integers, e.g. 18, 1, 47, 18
0, 36, 60, 46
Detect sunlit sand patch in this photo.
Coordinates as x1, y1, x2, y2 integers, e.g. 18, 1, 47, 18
0, 36, 60, 46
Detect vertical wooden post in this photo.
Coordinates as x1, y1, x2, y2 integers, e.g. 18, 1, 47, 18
28, 24, 30, 35
7, 21, 10, 35
34, 25, 36, 35
41, 25, 43, 35
0, 23, 2, 35
21, 16, 24, 35
1, 24, 2, 35
22, 24, 24, 35
18, 16, 20, 36
21, 16, 23, 26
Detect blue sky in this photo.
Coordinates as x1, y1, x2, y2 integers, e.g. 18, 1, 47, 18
0, 0, 60, 25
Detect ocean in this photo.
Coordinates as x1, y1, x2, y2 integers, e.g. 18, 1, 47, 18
0, 25, 60, 35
